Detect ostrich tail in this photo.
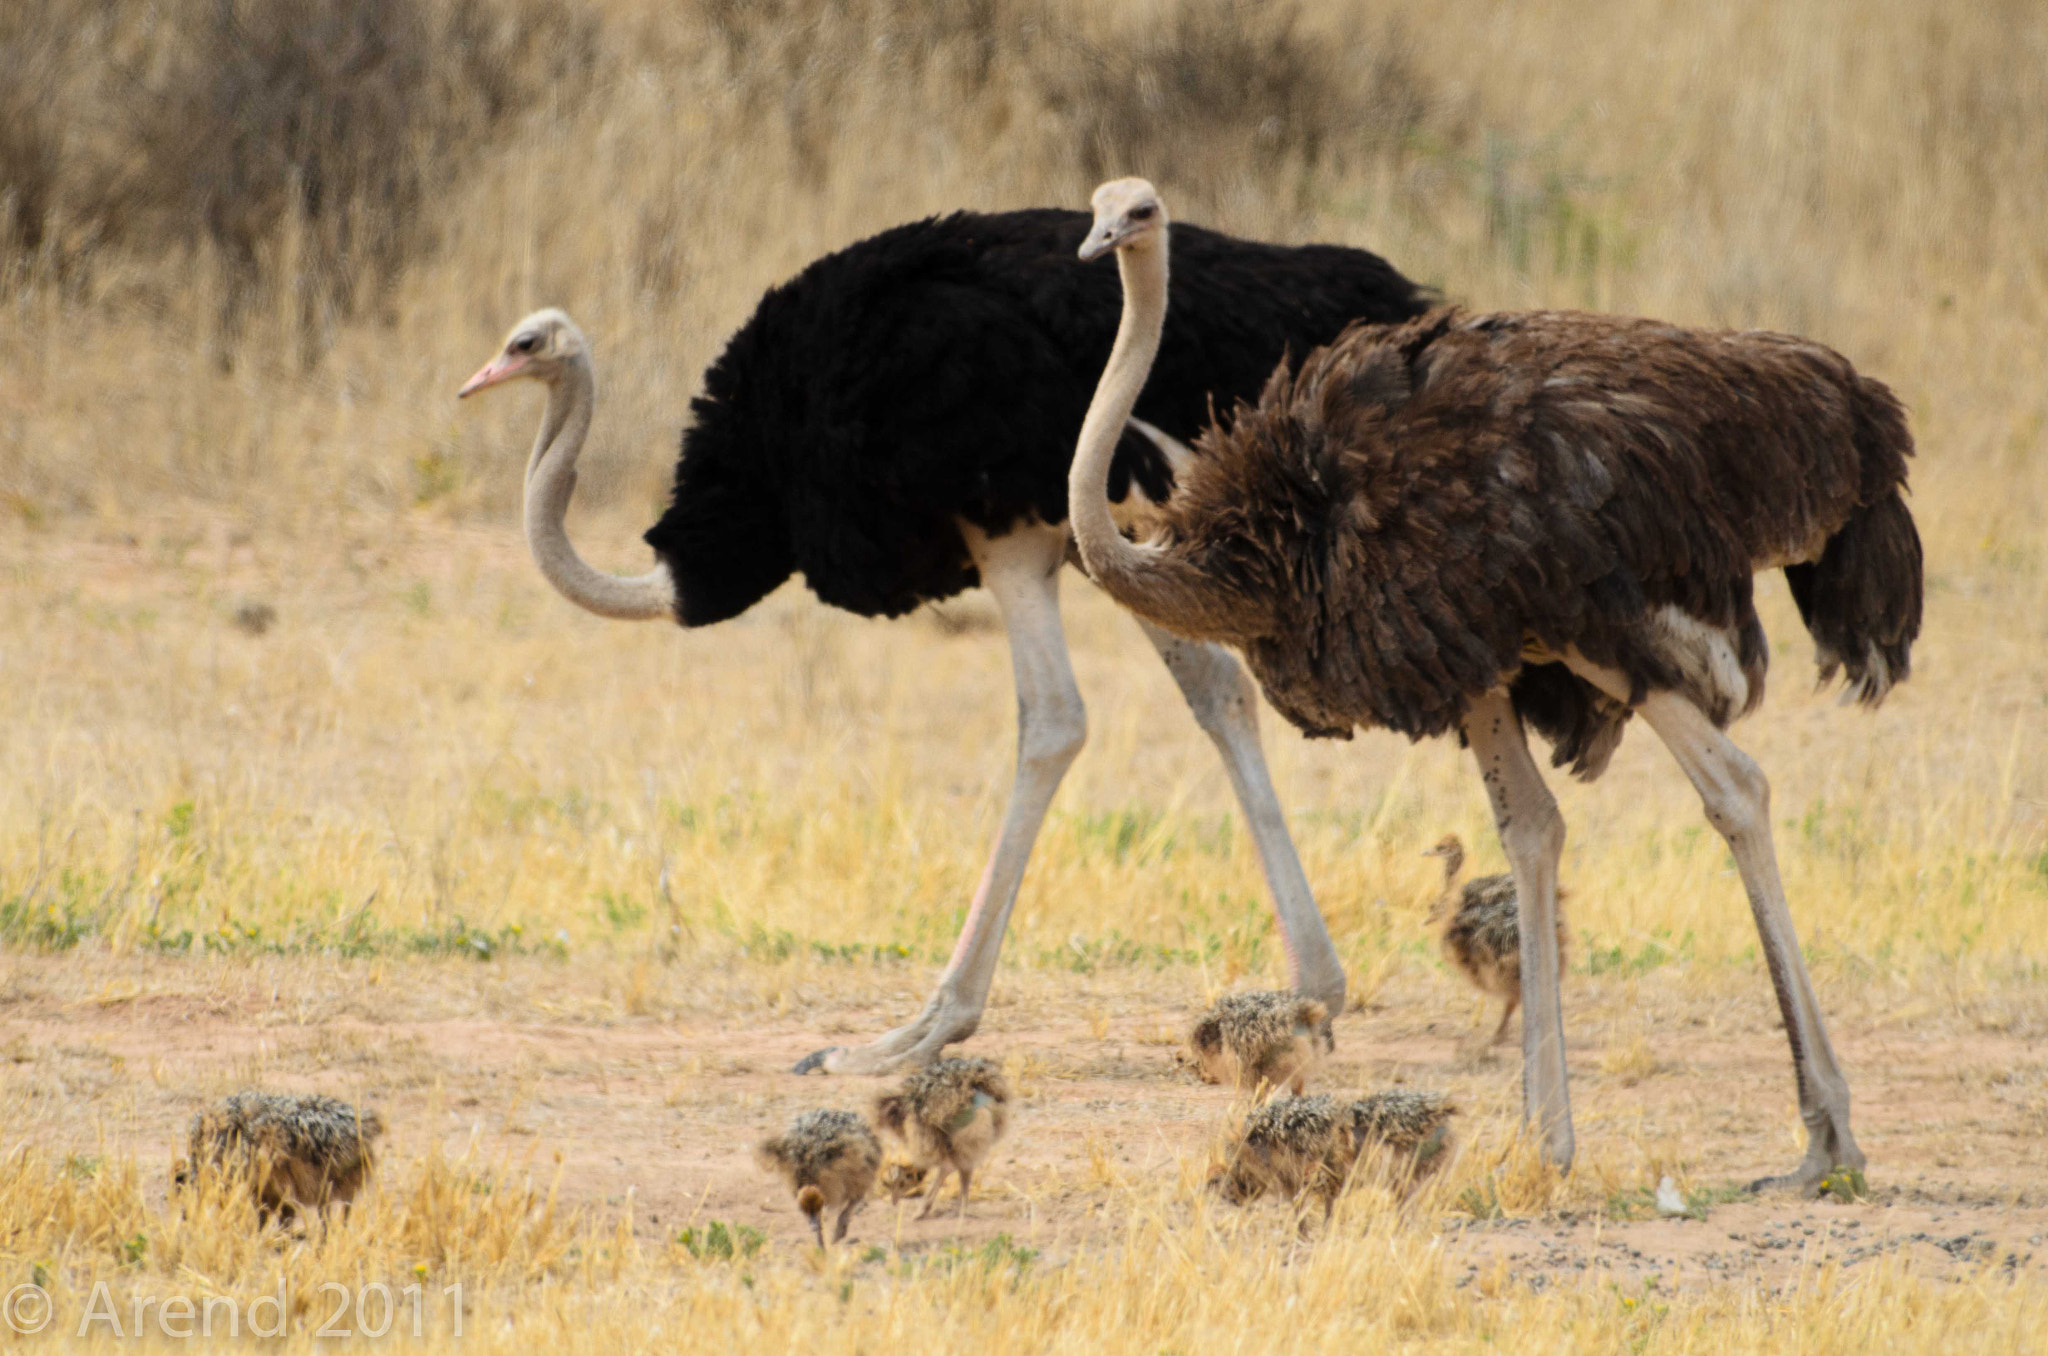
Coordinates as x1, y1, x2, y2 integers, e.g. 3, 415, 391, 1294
1777, 374, 1916, 712
1783, 377, 1922, 706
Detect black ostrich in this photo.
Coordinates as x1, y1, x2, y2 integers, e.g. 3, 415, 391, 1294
457, 206, 1431, 1074
1067, 179, 1922, 1193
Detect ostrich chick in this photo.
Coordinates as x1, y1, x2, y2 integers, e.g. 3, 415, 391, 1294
873, 1057, 1011, 1220
173, 1091, 383, 1226
1343, 1089, 1460, 1190
1425, 835, 1569, 1047
1186, 990, 1331, 1095
1210, 1090, 1457, 1230
756, 1109, 882, 1246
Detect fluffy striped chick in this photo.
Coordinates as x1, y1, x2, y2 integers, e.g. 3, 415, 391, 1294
172, 1091, 383, 1226
755, 1109, 882, 1246
1425, 834, 1569, 1047
1209, 1091, 1457, 1231
873, 1057, 1011, 1219
1342, 1089, 1460, 1191
1187, 990, 1332, 1095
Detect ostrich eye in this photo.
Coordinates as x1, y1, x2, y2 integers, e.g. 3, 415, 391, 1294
1128, 204, 1156, 222
511, 334, 538, 354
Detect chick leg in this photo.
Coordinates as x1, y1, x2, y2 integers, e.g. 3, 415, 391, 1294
1491, 994, 1519, 1047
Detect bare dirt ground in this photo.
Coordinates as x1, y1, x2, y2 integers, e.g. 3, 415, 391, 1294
6, 951, 2042, 1295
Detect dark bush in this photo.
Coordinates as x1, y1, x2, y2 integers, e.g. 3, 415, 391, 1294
0, 0, 131, 272
0, 35, 60, 255
1054, 3, 1433, 191
5, 0, 1431, 361
698, 0, 1432, 198
135, 0, 599, 362
1, 0, 599, 361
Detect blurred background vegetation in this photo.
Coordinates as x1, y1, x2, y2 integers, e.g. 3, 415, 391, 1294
2, 0, 2038, 529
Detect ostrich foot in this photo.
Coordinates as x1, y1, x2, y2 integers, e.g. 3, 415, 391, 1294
1747, 1118, 1866, 1197
1747, 1161, 1838, 1197
792, 993, 977, 1075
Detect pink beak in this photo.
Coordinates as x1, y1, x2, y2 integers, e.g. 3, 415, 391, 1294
457, 355, 526, 398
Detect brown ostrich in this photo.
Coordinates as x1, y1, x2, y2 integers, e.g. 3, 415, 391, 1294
1424, 833, 1569, 1048
455, 210, 1432, 1078
755, 1108, 882, 1246
872, 1056, 1011, 1219
1185, 990, 1331, 1094
1066, 178, 1922, 1195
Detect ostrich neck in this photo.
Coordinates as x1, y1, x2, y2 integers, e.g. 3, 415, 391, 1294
1067, 238, 1258, 642
522, 358, 676, 622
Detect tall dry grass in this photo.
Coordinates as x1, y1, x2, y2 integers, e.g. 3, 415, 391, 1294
2, 1132, 2043, 1355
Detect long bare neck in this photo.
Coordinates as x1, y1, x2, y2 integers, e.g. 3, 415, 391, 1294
1066, 239, 1262, 642
522, 358, 676, 622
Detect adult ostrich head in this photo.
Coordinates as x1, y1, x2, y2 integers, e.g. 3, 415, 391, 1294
458, 307, 584, 397
1068, 179, 1272, 642
458, 309, 679, 621
1077, 178, 1167, 263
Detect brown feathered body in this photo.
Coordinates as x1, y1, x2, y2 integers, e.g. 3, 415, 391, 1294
1187, 990, 1331, 1094
1426, 834, 1568, 1045
1211, 1090, 1457, 1227
175, 1091, 383, 1224
755, 1108, 882, 1245
1139, 309, 1921, 777
873, 1057, 1011, 1218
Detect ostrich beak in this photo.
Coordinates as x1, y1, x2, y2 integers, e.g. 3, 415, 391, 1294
458, 356, 526, 398
1078, 225, 1118, 262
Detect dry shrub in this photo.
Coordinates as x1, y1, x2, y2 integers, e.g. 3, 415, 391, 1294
138, 0, 600, 363
1051, 2, 1432, 192
0, 10, 63, 257
0, 0, 136, 278
697, 0, 1431, 194
6, 0, 1428, 375
1, 0, 600, 361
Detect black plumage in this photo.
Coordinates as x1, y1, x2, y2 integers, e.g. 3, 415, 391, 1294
644, 209, 1431, 625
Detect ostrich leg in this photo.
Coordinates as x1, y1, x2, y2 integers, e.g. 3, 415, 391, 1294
796, 522, 1085, 1074
1634, 690, 1863, 1194
1556, 653, 1863, 1193
1136, 621, 1347, 1021
1461, 688, 1574, 1170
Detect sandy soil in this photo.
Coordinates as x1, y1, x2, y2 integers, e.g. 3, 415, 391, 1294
3, 952, 2043, 1293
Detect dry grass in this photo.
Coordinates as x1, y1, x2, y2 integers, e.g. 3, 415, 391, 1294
2, 0, 2047, 1348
